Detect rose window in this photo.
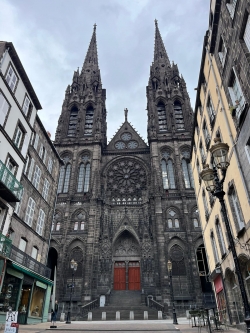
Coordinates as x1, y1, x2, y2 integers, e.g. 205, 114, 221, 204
107, 159, 147, 201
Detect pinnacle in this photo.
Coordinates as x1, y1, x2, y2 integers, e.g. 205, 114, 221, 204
153, 20, 170, 67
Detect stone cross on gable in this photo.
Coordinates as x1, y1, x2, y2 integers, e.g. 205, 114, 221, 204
124, 108, 128, 122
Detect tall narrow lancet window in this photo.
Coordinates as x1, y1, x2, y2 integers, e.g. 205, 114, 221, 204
84, 106, 94, 134
157, 102, 167, 131
181, 150, 194, 188
68, 106, 78, 136
57, 156, 71, 193
174, 101, 184, 130
77, 154, 91, 193
161, 151, 176, 189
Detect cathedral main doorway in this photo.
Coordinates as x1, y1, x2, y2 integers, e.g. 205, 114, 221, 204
113, 231, 141, 291
114, 261, 140, 290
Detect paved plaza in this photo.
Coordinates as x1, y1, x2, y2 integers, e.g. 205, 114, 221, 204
0, 318, 244, 333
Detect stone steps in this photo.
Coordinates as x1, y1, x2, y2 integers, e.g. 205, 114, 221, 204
80, 291, 162, 321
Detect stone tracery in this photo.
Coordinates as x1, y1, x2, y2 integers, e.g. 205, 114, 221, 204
107, 159, 147, 204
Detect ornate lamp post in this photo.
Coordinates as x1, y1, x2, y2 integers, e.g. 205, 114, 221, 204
167, 260, 178, 325
66, 259, 78, 324
200, 137, 250, 331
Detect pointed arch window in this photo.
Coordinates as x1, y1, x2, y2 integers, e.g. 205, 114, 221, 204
174, 101, 184, 130
161, 151, 175, 189
181, 150, 194, 189
77, 154, 91, 193
84, 106, 94, 134
68, 106, 78, 136
58, 156, 71, 193
192, 207, 200, 228
169, 245, 186, 296
167, 209, 180, 229
157, 102, 167, 131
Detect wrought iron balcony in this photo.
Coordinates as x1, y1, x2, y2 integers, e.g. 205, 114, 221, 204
0, 233, 12, 258
0, 160, 23, 202
8, 244, 51, 279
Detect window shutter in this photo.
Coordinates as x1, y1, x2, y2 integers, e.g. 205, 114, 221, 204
31, 247, 38, 259
33, 133, 39, 150
22, 96, 30, 115
28, 158, 35, 180
43, 149, 47, 164
24, 155, 30, 175
244, 15, 250, 51
21, 133, 30, 157
0, 93, 9, 126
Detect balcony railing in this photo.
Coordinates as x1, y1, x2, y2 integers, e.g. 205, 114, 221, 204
0, 160, 23, 201
8, 244, 51, 278
0, 234, 12, 258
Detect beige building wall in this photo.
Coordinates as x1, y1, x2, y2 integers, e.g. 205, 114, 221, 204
191, 25, 250, 325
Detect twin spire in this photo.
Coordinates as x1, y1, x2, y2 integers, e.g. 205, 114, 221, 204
81, 21, 170, 75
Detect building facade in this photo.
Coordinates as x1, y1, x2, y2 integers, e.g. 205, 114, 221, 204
0, 43, 62, 324
191, 0, 250, 327
49, 22, 206, 316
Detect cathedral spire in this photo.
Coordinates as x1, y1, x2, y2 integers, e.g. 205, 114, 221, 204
153, 20, 170, 67
81, 24, 100, 76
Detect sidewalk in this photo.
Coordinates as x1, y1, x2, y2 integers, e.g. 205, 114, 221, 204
0, 318, 245, 333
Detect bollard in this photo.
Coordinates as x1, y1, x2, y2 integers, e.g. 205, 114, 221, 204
116, 311, 120, 320
144, 311, 148, 320
158, 311, 162, 319
130, 311, 134, 320
88, 312, 92, 321
102, 312, 106, 320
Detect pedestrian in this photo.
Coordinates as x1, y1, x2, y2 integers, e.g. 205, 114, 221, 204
55, 300, 58, 320
51, 309, 56, 326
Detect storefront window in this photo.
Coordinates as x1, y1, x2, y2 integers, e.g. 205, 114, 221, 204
0, 273, 21, 312
29, 286, 45, 317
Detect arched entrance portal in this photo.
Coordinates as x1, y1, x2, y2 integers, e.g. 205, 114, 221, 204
113, 230, 141, 291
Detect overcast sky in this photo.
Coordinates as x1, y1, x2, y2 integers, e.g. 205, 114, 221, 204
1, 0, 209, 142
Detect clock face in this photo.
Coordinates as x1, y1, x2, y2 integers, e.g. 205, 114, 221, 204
115, 141, 126, 149
121, 133, 132, 141
127, 141, 138, 149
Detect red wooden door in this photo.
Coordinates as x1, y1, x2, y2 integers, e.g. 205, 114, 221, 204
114, 266, 126, 290
128, 266, 141, 290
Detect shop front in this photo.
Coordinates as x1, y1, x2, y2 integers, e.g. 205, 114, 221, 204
0, 261, 52, 324
214, 275, 227, 315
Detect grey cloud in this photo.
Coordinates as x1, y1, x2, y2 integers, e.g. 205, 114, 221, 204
0, 0, 209, 141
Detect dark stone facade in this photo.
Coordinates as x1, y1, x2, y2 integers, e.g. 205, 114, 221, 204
50, 23, 204, 313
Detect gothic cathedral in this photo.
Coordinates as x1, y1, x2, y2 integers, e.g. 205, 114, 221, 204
50, 22, 204, 313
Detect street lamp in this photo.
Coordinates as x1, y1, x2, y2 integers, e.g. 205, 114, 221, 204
167, 260, 178, 325
66, 259, 78, 324
200, 137, 250, 332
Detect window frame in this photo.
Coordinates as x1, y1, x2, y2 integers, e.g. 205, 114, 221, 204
24, 197, 36, 226
22, 95, 31, 116
32, 165, 41, 190
13, 122, 26, 150
36, 209, 45, 236
5, 63, 18, 92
